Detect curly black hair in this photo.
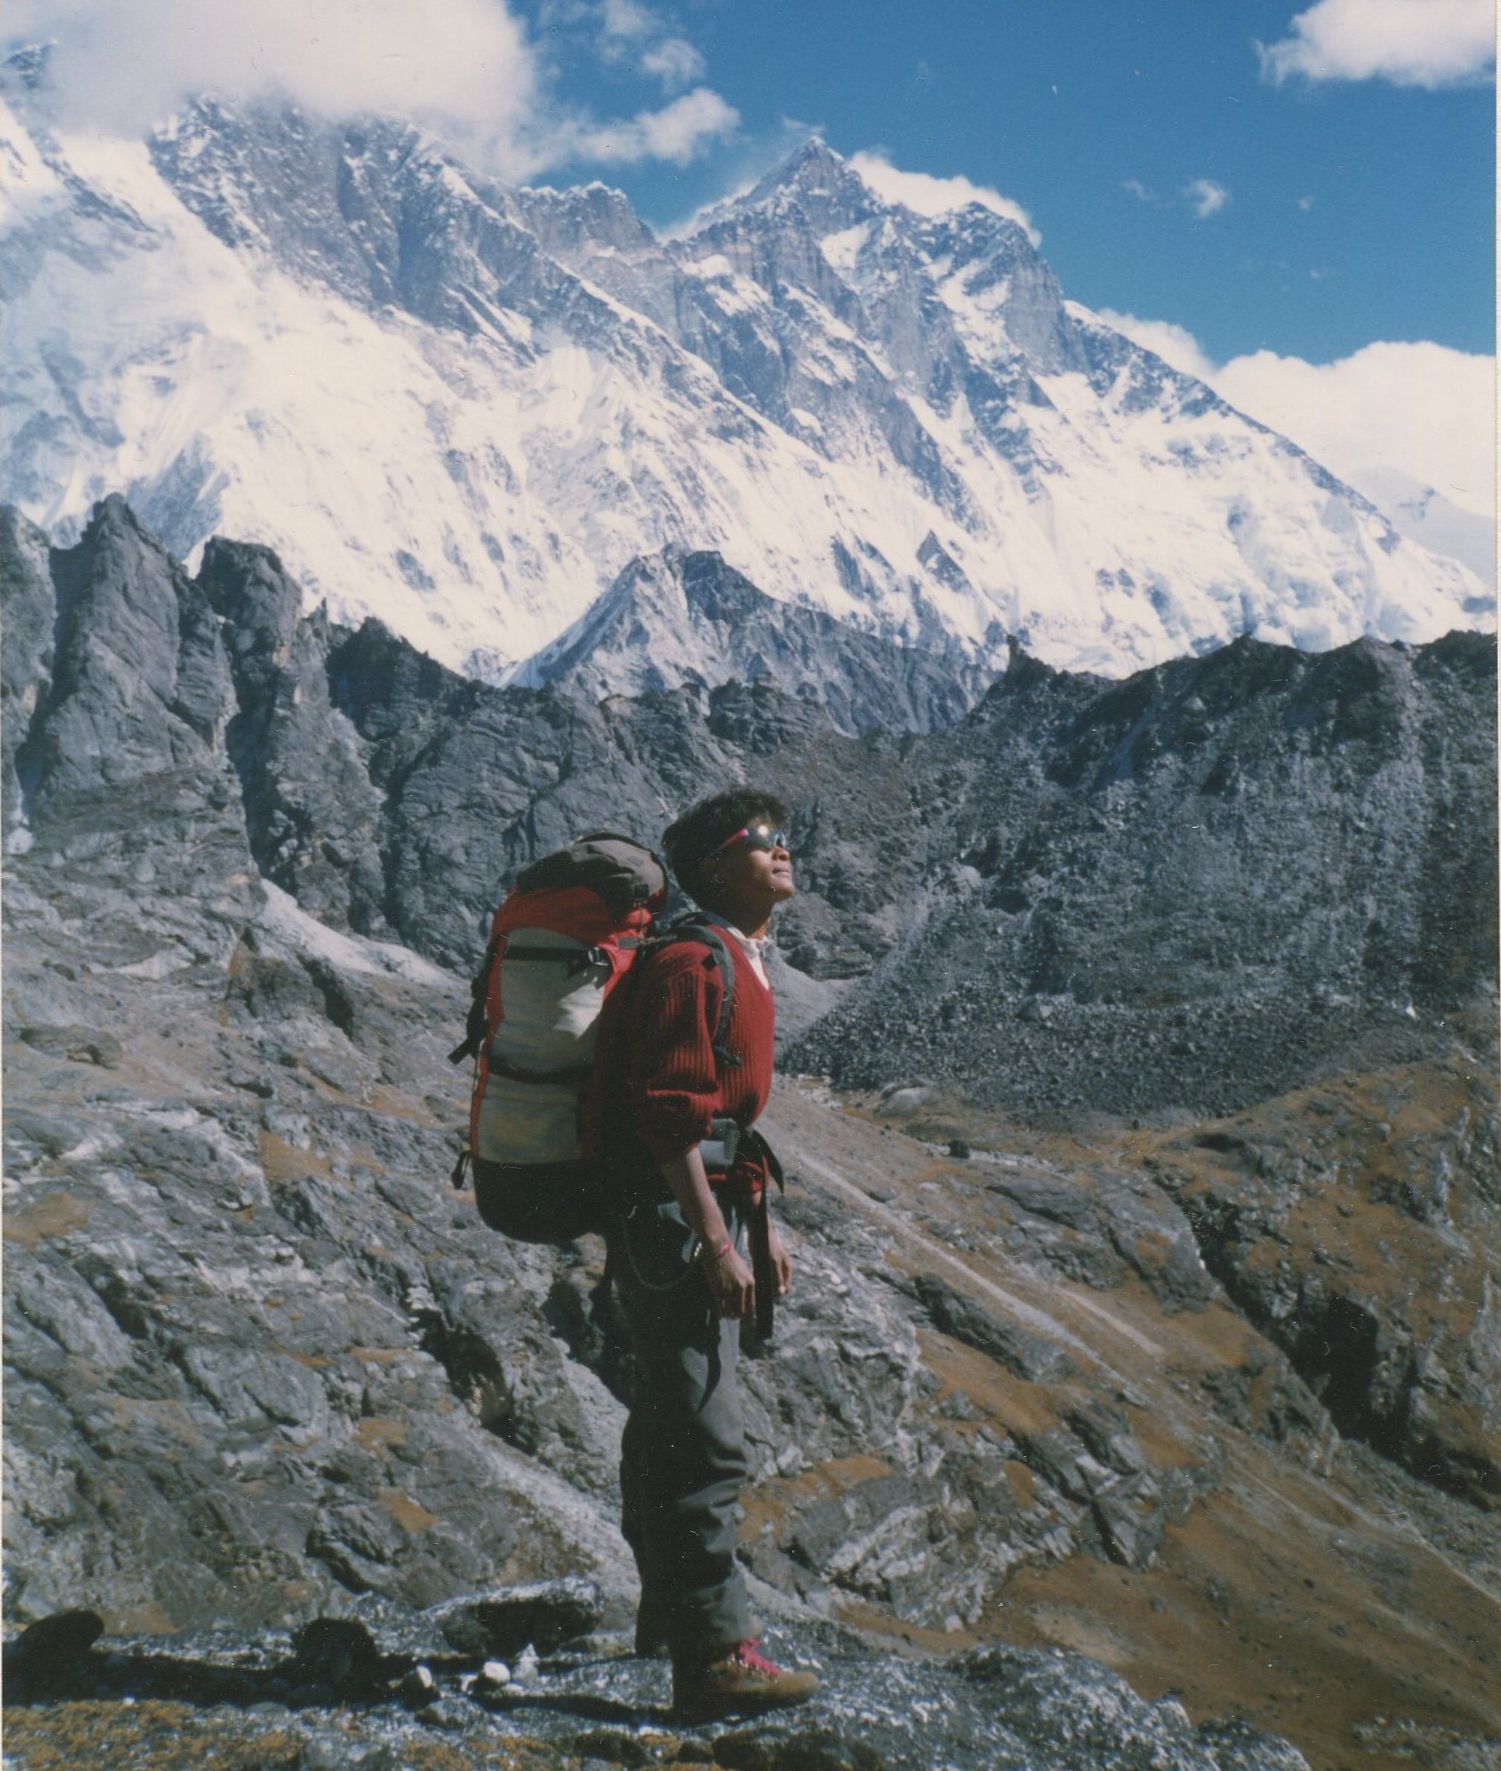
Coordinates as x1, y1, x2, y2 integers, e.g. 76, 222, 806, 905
662, 787, 791, 909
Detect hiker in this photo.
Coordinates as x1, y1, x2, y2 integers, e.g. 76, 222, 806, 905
602, 789, 819, 1722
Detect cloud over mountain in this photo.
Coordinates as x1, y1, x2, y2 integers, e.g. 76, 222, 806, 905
553, 86, 739, 166
1100, 311, 1495, 583
2, 0, 737, 177
7, 0, 533, 149
849, 152, 1040, 245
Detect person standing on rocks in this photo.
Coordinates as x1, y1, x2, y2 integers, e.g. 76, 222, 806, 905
600, 788, 818, 1723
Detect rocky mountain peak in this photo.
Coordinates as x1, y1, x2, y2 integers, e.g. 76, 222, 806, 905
199, 534, 304, 668
0, 41, 52, 103
718, 135, 878, 236
148, 99, 497, 316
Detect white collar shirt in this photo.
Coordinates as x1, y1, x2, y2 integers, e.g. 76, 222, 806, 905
702, 910, 773, 989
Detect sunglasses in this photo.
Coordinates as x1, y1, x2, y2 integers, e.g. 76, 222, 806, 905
704, 821, 790, 863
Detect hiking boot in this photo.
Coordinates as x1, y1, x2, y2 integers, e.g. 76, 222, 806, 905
671, 1638, 819, 1723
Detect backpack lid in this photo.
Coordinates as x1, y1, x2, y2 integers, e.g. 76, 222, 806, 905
514, 832, 668, 917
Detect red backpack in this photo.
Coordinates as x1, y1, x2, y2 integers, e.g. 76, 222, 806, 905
447, 832, 742, 1243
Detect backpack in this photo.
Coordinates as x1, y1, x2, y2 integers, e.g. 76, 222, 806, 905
448, 831, 741, 1244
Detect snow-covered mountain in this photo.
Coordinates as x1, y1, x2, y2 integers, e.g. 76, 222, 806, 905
1, 60, 1491, 685
1350, 466, 1495, 589
514, 544, 997, 732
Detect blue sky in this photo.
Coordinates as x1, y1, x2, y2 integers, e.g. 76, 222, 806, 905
527, 0, 1493, 366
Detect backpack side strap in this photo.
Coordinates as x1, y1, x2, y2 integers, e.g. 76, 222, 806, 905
448, 925, 504, 1065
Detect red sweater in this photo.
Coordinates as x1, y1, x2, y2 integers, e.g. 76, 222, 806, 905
608, 936, 775, 1183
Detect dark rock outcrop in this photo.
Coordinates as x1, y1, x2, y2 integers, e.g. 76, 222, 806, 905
0, 506, 55, 846
432, 1577, 606, 1656
1140, 1065, 1501, 1504
199, 534, 389, 931
791, 632, 1498, 1121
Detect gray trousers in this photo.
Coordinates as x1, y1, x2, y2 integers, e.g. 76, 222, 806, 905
610, 1196, 752, 1659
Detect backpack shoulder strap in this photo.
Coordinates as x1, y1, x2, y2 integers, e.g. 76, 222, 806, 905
655, 914, 741, 1070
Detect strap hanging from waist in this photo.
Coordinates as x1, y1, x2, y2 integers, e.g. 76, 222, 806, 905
748, 1188, 775, 1339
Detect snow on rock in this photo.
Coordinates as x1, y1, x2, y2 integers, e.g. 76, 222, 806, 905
0, 88, 1490, 689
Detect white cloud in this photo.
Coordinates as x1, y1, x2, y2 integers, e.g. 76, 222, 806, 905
1214, 341, 1496, 520
1184, 177, 1229, 219
560, 86, 739, 166
7, 0, 539, 155
640, 37, 707, 90
600, 0, 659, 41
1098, 313, 1496, 555
1122, 178, 1154, 203
1096, 311, 1218, 382
1259, 0, 1495, 88
589, 1, 705, 89
6, 0, 734, 175
848, 152, 1040, 245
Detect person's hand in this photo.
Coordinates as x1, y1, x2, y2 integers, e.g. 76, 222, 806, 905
768, 1224, 794, 1297
701, 1240, 756, 1319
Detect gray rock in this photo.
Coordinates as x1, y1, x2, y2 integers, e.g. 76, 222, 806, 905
397, 1662, 437, 1708
0, 1609, 1310, 1770
17, 496, 236, 817
911, 1272, 1075, 1381
200, 537, 389, 933
0, 504, 56, 847
22, 499, 1490, 1121
18, 1023, 122, 1066
792, 634, 1497, 1121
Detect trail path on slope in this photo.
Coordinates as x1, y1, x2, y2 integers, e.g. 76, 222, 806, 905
789, 1145, 1164, 1368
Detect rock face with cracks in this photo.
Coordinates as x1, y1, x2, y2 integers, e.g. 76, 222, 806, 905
3, 498, 1498, 1770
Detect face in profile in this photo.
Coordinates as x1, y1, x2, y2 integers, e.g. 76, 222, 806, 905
704, 818, 794, 923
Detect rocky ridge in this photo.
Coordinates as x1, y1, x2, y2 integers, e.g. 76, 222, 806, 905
4, 498, 1499, 1770
789, 629, 1497, 1122
9, 498, 1492, 1112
